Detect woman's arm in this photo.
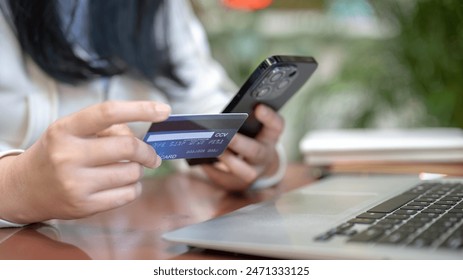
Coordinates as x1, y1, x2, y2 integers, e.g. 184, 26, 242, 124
0, 101, 171, 226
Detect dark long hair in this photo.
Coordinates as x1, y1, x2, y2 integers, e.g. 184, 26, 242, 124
6, 0, 172, 84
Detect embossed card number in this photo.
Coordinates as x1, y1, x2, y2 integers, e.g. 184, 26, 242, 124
143, 113, 248, 160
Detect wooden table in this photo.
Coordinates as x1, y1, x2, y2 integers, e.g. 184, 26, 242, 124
0, 163, 314, 260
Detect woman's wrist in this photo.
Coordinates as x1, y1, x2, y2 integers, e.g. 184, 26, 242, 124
251, 143, 287, 190
0, 150, 28, 227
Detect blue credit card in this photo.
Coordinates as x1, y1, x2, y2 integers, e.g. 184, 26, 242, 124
143, 113, 248, 160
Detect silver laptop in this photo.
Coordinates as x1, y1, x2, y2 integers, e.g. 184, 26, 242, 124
163, 174, 463, 259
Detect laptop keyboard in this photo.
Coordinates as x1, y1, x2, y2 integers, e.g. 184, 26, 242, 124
314, 181, 463, 249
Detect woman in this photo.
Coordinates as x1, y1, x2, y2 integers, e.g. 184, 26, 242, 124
0, 0, 286, 228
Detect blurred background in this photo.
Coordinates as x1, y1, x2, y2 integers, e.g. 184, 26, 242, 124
191, 0, 463, 161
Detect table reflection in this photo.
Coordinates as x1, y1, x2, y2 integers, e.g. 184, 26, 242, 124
0, 164, 313, 260
0, 223, 90, 260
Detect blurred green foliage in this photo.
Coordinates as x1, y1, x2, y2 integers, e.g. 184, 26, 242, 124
374, 0, 463, 126
321, 0, 463, 128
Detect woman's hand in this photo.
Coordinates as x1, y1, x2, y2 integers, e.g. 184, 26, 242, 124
201, 104, 285, 191
0, 101, 171, 224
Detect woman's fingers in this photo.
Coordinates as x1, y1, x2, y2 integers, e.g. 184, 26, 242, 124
225, 105, 282, 165
200, 149, 261, 191
77, 162, 145, 193
74, 136, 161, 168
64, 101, 171, 136
201, 163, 251, 192
85, 182, 143, 214
202, 105, 284, 190
226, 134, 267, 165
97, 123, 134, 137
218, 150, 259, 183
253, 104, 284, 145
52, 163, 146, 217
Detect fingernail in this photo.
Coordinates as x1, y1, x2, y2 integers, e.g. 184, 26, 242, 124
155, 103, 171, 114
154, 155, 163, 168
258, 104, 269, 117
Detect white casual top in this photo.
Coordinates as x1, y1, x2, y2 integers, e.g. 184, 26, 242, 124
0, 0, 286, 228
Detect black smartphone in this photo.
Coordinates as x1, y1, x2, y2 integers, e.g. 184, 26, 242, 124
187, 55, 318, 165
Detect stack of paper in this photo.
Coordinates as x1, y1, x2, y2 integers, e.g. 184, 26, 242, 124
299, 128, 463, 167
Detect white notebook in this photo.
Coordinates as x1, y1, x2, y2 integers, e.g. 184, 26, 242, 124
299, 128, 463, 166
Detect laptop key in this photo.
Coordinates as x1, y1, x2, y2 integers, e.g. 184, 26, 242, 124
434, 200, 457, 206
357, 212, 386, 219
371, 222, 395, 230
410, 236, 435, 248
382, 218, 404, 225
368, 194, 418, 213
449, 208, 463, 215
441, 224, 463, 249
396, 225, 418, 234
386, 214, 410, 220
404, 219, 426, 228
415, 197, 437, 203
377, 231, 409, 244
394, 209, 418, 215
348, 218, 375, 224
415, 212, 440, 220
428, 204, 452, 210
348, 228, 384, 243
432, 220, 456, 229
408, 201, 430, 207
400, 205, 425, 211
442, 237, 463, 249
441, 213, 463, 222
405, 183, 435, 195
442, 195, 463, 202
422, 208, 446, 215
453, 202, 463, 209
336, 222, 354, 231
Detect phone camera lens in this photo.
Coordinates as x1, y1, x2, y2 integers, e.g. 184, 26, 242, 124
269, 71, 284, 82
253, 86, 272, 99
277, 78, 290, 89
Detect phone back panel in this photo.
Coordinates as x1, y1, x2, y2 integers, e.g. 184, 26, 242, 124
186, 55, 317, 165
222, 55, 318, 137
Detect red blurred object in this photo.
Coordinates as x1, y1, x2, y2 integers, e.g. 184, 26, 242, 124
222, 0, 272, 10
